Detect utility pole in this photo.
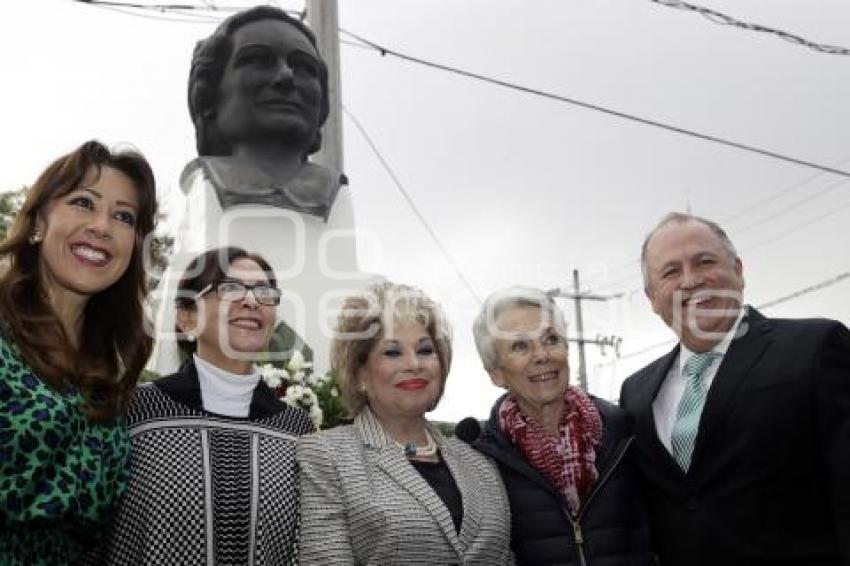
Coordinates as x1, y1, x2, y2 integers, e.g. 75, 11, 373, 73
306, 0, 344, 174
548, 269, 622, 391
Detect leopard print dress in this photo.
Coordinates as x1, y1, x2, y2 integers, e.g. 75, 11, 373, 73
0, 333, 130, 565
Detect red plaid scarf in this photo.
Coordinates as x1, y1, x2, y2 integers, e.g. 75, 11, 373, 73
499, 386, 603, 517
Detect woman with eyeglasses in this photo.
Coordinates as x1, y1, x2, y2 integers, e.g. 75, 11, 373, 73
469, 287, 653, 566
93, 247, 314, 565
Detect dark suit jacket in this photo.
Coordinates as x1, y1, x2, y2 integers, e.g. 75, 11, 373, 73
620, 307, 850, 566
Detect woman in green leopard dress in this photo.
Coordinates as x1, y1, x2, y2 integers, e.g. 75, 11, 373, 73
0, 141, 157, 565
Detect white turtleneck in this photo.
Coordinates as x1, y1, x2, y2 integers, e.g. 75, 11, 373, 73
194, 353, 261, 418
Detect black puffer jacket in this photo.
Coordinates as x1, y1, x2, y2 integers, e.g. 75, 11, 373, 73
473, 394, 655, 566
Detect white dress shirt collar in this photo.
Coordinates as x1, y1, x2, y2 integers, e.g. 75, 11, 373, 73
652, 306, 747, 452
677, 306, 747, 376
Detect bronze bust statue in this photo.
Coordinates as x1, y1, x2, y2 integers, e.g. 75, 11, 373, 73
187, 6, 343, 221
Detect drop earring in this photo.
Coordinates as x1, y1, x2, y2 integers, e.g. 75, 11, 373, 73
28, 229, 43, 245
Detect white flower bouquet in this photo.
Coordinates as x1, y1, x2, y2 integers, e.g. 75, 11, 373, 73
259, 351, 345, 429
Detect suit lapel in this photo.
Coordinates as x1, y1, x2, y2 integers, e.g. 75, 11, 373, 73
355, 410, 463, 557
636, 347, 680, 460
691, 308, 773, 468
438, 437, 482, 555
154, 360, 204, 411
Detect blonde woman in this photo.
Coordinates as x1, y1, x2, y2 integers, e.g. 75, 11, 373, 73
297, 282, 513, 565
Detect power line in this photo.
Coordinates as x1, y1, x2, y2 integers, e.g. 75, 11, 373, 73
743, 196, 850, 254
74, 0, 850, 282
88, 1, 214, 23
553, 151, 850, 294
614, 269, 850, 361
618, 337, 675, 361
72, 0, 300, 15
721, 155, 850, 226
597, 161, 850, 294
757, 272, 850, 310
611, 194, 850, 297
342, 106, 482, 305
338, 29, 850, 179
340, 39, 375, 52
732, 176, 849, 237
168, 8, 226, 22
651, 0, 850, 56
76, 0, 199, 9
73, 0, 850, 179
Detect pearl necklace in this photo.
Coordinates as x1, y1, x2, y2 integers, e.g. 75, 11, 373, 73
395, 429, 437, 458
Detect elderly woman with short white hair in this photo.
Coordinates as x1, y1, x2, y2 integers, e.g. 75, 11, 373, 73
471, 286, 653, 566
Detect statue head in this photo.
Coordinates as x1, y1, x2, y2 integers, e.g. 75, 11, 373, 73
188, 7, 330, 158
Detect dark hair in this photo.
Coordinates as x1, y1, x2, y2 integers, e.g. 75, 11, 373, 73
174, 246, 278, 356
0, 140, 158, 423
188, 6, 330, 157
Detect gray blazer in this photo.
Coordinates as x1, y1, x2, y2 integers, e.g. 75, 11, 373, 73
296, 408, 513, 565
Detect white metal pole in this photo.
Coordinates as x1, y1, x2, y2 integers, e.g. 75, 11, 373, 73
306, 0, 344, 174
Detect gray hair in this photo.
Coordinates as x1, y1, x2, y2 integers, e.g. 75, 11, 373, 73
640, 212, 738, 290
472, 286, 568, 372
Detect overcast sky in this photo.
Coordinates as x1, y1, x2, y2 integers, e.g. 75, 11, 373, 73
2, 0, 848, 421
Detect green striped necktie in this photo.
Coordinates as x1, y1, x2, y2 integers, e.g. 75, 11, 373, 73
670, 352, 719, 471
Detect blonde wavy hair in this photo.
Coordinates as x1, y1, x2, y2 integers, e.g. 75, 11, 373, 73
331, 281, 452, 416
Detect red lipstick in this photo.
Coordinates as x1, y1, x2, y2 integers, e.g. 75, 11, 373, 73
396, 378, 428, 391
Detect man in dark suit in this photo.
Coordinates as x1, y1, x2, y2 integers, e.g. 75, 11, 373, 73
620, 212, 850, 566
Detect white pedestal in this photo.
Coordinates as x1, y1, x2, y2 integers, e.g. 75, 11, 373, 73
150, 164, 377, 377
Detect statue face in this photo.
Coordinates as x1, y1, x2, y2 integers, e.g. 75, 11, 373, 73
215, 19, 323, 153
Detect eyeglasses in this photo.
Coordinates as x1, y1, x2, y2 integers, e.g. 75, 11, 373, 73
196, 280, 282, 306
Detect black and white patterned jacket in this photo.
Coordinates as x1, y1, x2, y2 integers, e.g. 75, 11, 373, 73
90, 360, 314, 565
